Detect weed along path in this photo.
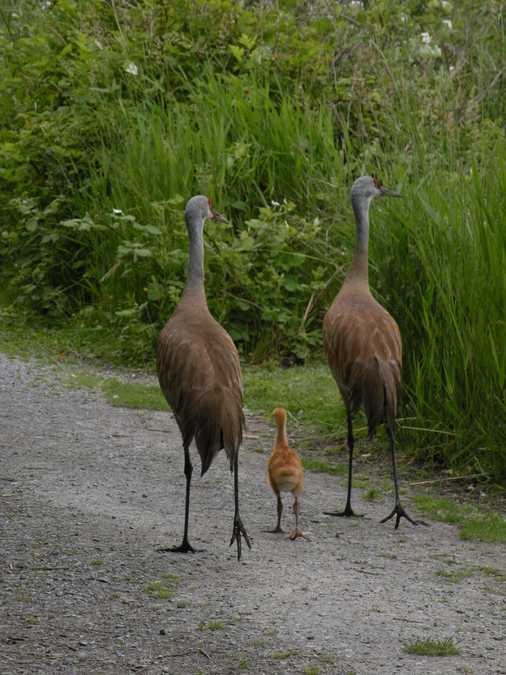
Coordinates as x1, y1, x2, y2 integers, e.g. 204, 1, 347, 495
1, 352, 506, 675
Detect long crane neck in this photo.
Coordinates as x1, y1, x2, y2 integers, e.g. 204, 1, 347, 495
181, 215, 206, 302
346, 196, 370, 285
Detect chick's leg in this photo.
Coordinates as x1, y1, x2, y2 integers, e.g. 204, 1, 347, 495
287, 496, 311, 541
263, 496, 285, 534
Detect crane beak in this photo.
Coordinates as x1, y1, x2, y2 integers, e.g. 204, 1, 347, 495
379, 185, 402, 198
211, 208, 229, 223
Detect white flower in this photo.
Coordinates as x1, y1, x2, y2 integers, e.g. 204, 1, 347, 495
442, 19, 452, 30
449, 65, 455, 74
125, 63, 138, 76
421, 32, 431, 44
112, 208, 123, 215
271, 200, 280, 206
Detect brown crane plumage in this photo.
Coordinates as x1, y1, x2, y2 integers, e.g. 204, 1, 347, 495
264, 408, 310, 541
323, 175, 417, 528
156, 195, 251, 559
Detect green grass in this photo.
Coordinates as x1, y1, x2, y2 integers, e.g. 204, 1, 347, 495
237, 660, 249, 670
414, 494, 506, 545
436, 568, 474, 583
475, 566, 506, 582
404, 637, 460, 656
413, 495, 472, 524
301, 458, 346, 477
243, 362, 346, 439
24, 618, 39, 626
208, 621, 227, 631
90, 559, 104, 566
274, 650, 299, 659
362, 488, 383, 502
144, 574, 180, 601
303, 667, 320, 675
104, 380, 166, 409
460, 513, 506, 544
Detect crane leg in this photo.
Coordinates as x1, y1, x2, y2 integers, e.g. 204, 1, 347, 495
286, 496, 311, 541
324, 409, 363, 518
262, 496, 285, 533
229, 447, 252, 560
158, 445, 199, 553
380, 427, 418, 529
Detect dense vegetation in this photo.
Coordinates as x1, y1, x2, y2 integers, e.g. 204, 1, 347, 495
1, 0, 505, 480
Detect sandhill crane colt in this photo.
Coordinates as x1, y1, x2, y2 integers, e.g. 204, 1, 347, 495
264, 408, 310, 541
323, 175, 417, 529
156, 195, 251, 559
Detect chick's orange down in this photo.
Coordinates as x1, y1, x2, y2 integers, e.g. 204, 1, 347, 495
264, 408, 310, 541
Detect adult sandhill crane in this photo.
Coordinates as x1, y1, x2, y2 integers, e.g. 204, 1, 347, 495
264, 408, 310, 541
323, 175, 417, 529
156, 195, 251, 560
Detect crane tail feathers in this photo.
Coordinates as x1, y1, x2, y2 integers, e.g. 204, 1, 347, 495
191, 382, 244, 476
363, 356, 400, 437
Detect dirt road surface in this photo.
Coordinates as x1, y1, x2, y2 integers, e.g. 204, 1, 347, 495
1, 353, 505, 674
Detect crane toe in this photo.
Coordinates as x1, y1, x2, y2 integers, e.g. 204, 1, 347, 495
156, 540, 201, 554
261, 526, 286, 534
229, 513, 252, 561
324, 506, 364, 518
380, 502, 418, 529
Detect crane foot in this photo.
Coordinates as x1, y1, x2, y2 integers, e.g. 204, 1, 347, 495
324, 504, 364, 518
380, 502, 418, 529
156, 539, 200, 554
286, 528, 311, 541
262, 525, 286, 534
230, 512, 252, 561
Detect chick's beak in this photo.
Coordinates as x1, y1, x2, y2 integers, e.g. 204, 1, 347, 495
379, 185, 402, 198
212, 208, 229, 223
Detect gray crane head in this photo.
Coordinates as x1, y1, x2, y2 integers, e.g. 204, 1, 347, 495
184, 195, 229, 229
350, 175, 401, 212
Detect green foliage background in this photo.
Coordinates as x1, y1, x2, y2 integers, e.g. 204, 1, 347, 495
1, 0, 505, 480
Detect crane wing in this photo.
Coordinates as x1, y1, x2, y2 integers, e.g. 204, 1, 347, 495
323, 297, 402, 435
157, 310, 244, 474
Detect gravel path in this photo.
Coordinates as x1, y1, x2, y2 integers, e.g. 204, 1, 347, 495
1, 352, 505, 675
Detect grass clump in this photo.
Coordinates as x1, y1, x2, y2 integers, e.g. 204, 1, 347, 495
237, 661, 249, 670
363, 488, 382, 502
475, 567, 506, 582
24, 618, 39, 626
404, 637, 460, 656
208, 621, 227, 631
16, 589, 31, 603
275, 650, 299, 659
436, 568, 474, 583
144, 574, 180, 601
304, 667, 320, 675
90, 559, 104, 566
